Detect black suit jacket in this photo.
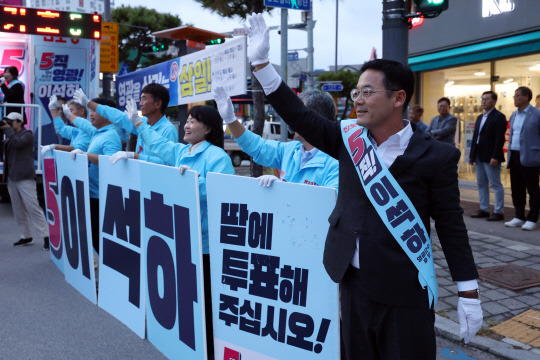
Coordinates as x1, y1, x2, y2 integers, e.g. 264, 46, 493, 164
267, 82, 478, 308
469, 109, 507, 163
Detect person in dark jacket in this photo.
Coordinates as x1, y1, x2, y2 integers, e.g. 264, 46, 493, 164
1, 112, 49, 249
0, 66, 26, 119
468, 91, 507, 221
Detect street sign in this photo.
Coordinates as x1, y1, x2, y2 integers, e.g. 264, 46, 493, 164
233, 27, 247, 36
100, 21, 118, 73
299, 72, 307, 82
287, 51, 299, 61
322, 83, 344, 92
264, 0, 311, 11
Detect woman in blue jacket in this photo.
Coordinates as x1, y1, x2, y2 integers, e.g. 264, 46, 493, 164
115, 100, 234, 356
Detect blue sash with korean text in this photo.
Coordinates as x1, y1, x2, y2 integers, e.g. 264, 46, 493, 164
341, 120, 437, 308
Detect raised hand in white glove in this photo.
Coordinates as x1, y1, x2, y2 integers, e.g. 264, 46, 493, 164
62, 104, 72, 119
214, 86, 236, 124
178, 165, 191, 175
244, 13, 270, 65
109, 151, 135, 164
70, 148, 85, 160
125, 98, 142, 127
41, 144, 55, 156
0, 77, 5, 86
48, 95, 59, 110
458, 297, 483, 344
73, 88, 89, 107
258, 175, 280, 187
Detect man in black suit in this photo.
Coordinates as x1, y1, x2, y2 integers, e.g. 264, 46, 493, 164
468, 91, 507, 221
244, 13, 482, 360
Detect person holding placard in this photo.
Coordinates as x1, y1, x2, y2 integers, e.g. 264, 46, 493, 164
115, 99, 234, 357
41, 95, 91, 156
214, 86, 339, 190
73, 84, 178, 165
61, 98, 122, 253
242, 13, 482, 360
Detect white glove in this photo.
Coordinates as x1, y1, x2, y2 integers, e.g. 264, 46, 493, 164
458, 297, 483, 344
125, 98, 142, 127
48, 95, 59, 110
62, 104, 71, 119
109, 151, 135, 164
258, 175, 280, 187
70, 148, 85, 160
41, 144, 55, 156
244, 13, 270, 65
178, 165, 191, 175
73, 88, 89, 107
214, 86, 237, 124
0, 77, 5, 86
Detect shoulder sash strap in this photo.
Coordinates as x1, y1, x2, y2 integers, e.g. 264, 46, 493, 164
340, 119, 438, 307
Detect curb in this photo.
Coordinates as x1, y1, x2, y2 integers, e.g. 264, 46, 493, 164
435, 315, 540, 360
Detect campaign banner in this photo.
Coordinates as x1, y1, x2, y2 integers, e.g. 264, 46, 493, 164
176, 36, 246, 106
98, 157, 145, 338
139, 162, 206, 360
41, 152, 64, 272
33, 36, 96, 147
207, 173, 340, 360
55, 150, 96, 304
115, 36, 247, 111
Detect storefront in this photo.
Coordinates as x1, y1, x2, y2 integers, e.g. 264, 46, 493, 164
408, 0, 540, 186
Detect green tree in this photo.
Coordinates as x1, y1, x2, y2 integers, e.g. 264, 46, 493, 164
112, 6, 182, 72
195, 0, 269, 177
317, 69, 360, 120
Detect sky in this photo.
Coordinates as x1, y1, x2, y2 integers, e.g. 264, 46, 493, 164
114, 0, 383, 71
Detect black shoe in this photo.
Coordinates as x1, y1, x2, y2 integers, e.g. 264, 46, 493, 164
43, 237, 50, 250
487, 213, 504, 221
13, 238, 32, 246
471, 210, 490, 218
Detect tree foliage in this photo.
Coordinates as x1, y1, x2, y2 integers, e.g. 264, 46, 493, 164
112, 6, 182, 72
317, 69, 360, 120
194, 0, 270, 18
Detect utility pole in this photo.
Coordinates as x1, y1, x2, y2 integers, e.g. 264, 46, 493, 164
280, 8, 288, 142
102, 0, 114, 100
382, 0, 408, 65
306, 8, 314, 90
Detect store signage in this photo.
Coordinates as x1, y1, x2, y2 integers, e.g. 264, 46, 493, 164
482, 0, 515, 17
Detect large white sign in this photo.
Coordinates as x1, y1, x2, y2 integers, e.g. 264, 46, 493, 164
207, 173, 339, 360
482, 0, 515, 17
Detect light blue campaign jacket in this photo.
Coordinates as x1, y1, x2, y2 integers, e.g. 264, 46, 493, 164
53, 116, 91, 151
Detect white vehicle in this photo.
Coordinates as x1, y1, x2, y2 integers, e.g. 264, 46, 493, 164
224, 120, 294, 167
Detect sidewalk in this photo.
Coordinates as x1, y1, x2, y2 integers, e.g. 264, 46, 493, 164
431, 181, 540, 360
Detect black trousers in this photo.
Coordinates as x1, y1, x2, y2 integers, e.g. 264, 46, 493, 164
90, 197, 100, 253
509, 151, 540, 222
340, 267, 436, 360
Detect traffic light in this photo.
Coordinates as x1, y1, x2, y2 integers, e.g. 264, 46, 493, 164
204, 38, 224, 45
151, 44, 165, 52
414, 0, 449, 14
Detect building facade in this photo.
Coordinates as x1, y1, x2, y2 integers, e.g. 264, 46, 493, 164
408, 0, 540, 186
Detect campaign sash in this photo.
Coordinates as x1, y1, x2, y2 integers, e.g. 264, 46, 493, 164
340, 120, 437, 307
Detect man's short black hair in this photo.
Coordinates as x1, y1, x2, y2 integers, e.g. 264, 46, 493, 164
482, 91, 498, 102
360, 59, 414, 111
141, 83, 170, 114
516, 86, 533, 102
437, 97, 451, 106
92, 97, 116, 108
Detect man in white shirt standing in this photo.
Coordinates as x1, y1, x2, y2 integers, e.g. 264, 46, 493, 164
504, 86, 540, 231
